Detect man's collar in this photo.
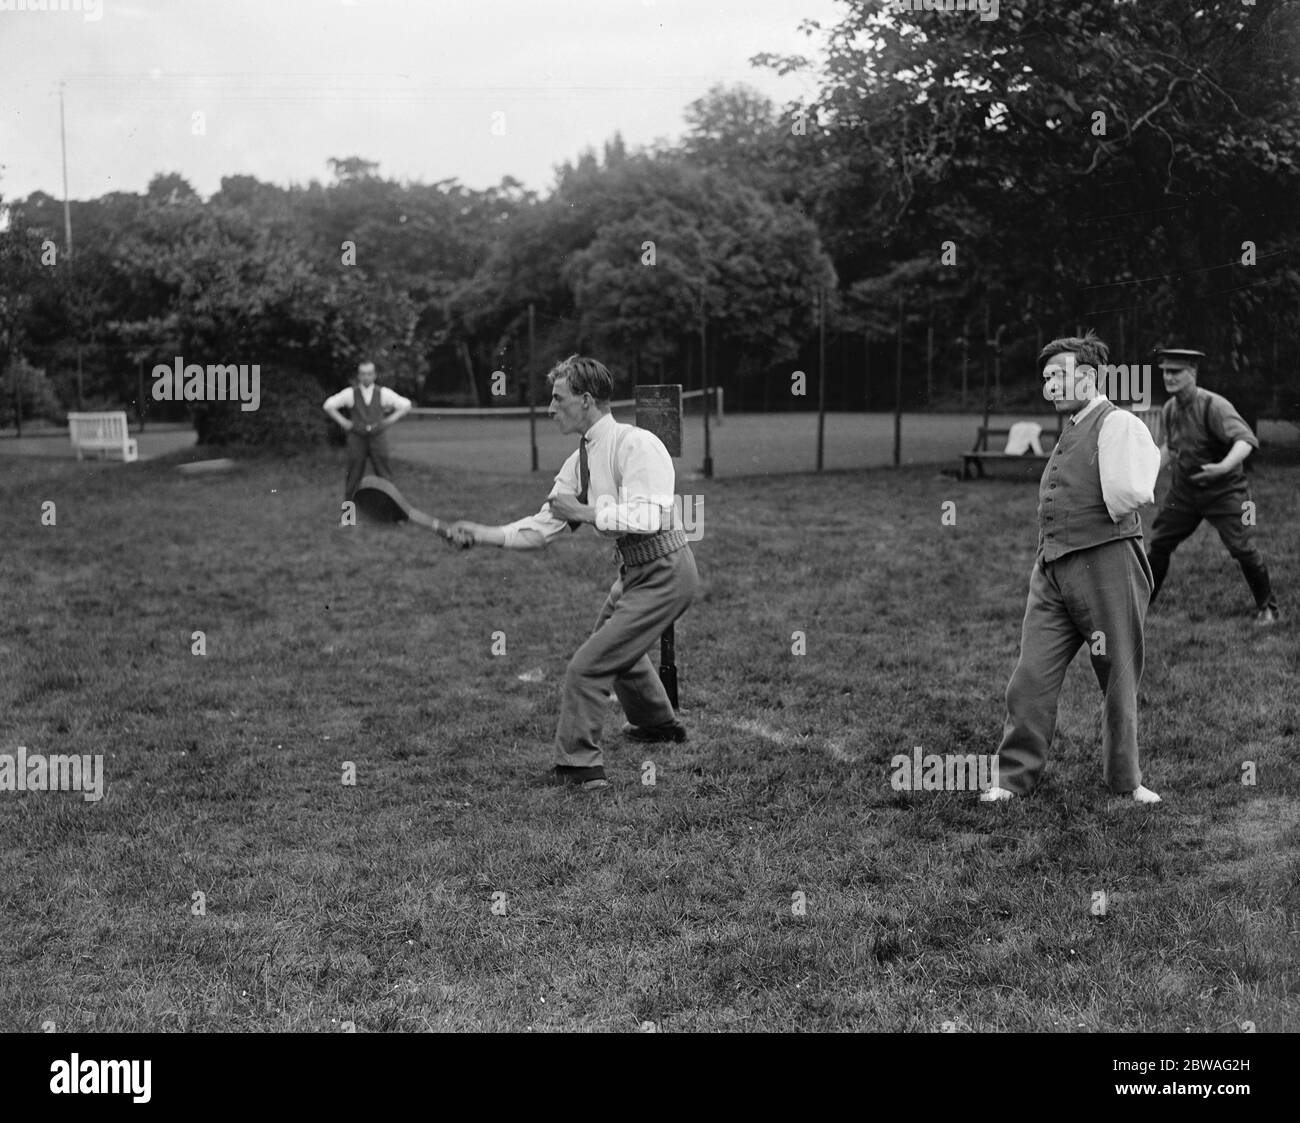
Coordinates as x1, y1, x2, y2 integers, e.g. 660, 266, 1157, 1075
1071, 394, 1109, 423
583, 412, 616, 441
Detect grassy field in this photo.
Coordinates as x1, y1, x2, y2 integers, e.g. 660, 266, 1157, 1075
1, 438, 1297, 1032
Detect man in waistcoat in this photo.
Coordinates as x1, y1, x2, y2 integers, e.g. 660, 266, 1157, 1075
449, 355, 699, 792
981, 331, 1163, 804
1146, 347, 1280, 625
323, 361, 413, 500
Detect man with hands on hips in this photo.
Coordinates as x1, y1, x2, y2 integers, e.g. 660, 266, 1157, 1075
322, 360, 412, 500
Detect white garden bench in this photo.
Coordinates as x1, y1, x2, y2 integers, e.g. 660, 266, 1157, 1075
961, 421, 1059, 479
67, 411, 139, 462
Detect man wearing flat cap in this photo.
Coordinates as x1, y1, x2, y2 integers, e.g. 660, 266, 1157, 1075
1146, 347, 1280, 625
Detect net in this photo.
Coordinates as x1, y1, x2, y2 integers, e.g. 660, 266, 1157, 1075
408, 386, 722, 423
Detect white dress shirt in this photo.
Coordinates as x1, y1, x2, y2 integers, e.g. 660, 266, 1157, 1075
322, 385, 412, 411
501, 412, 678, 549
1071, 394, 1160, 521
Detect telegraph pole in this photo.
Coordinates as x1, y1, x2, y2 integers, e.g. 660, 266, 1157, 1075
60, 82, 83, 410
60, 83, 73, 259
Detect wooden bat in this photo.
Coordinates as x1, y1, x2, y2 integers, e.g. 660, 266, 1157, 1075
352, 475, 455, 541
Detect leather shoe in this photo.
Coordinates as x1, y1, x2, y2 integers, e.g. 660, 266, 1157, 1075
528, 766, 609, 791
621, 720, 687, 743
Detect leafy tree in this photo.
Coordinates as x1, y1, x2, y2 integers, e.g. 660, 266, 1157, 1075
0, 196, 47, 381
753, 0, 1300, 416
454, 148, 836, 401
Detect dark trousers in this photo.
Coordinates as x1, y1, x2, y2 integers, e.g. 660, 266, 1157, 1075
1147, 480, 1276, 611
343, 431, 394, 499
555, 545, 699, 769
995, 539, 1153, 795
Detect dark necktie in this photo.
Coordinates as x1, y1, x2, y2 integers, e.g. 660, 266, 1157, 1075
568, 437, 589, 531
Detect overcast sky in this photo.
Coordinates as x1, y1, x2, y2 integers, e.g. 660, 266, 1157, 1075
0, 0, 842, 202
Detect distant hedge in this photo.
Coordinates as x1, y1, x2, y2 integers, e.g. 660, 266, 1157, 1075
192, 365, 345, 450
0, 357, 63, 428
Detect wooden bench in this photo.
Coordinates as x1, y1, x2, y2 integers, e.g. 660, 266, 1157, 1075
961, 423, 1060, 480
67, 411, 139, 462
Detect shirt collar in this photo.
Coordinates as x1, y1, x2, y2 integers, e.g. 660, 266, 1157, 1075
1071, 393, 1109, 424
582, 412, 617, 443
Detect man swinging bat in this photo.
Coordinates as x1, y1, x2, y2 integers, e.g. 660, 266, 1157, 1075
450, 355, 699, 791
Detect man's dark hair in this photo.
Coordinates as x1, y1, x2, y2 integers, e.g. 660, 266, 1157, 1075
1038, 330, 1109, 373
547, 355, 613, 403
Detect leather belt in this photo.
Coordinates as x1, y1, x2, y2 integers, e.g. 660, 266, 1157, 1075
615, 527, 688, 567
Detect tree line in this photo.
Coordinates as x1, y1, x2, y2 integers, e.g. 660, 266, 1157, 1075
2, 0, 1297, 440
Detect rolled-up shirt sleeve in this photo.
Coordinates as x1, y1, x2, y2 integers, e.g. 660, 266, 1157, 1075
1208, 395, 1258, 450
1098, 409, 1161, 521
592, 431, 675, 536
379, 387, 412, 411
323, 388, 354, 410
500, 450, 581, 549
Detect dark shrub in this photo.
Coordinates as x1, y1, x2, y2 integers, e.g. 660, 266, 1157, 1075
0, 358, 64, 427
192, 364, 341, 451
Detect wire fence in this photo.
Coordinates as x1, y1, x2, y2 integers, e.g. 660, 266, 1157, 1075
408, 386, 723, 423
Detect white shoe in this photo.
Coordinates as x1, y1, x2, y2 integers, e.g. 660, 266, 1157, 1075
1129, 785, 1161, 804
979, 785, 1015, 802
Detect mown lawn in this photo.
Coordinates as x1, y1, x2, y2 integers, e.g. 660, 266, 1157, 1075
1, 444, 1296, 1031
